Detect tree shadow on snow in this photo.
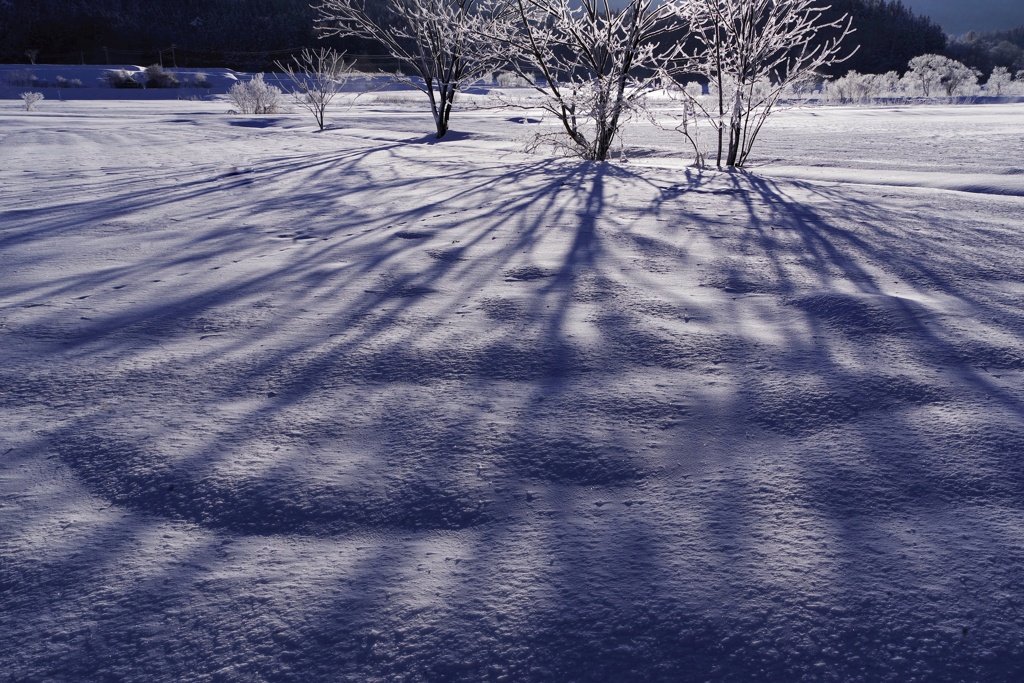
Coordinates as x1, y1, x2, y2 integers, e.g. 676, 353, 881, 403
3, 131, 1024, 681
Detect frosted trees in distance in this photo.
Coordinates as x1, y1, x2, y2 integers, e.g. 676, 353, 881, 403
314, 0, 502, 138
679, 0, 854, 168
907, 54, 980, 98
493, 0, 685, 161
824, 59, 1009, 102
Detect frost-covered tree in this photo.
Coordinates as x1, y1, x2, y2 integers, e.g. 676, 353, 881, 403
677, 0, 854, 168
825, 70, 902, 104
936, 58, 979, 97
492, 0, 686, 161
875, 69, 903, 99
907, 54, 979, 98
314, 0, 502, 138
276, 47, 355, 130
825, 70, 876, 104
984, 65, 1013, 97
989, 39, 1024, 72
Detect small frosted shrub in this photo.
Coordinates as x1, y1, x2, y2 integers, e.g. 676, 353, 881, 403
145, 64, 179, 88
20, 91, 44, 111
276, 47, 354, 130
875, 71, 902, 99
826, 71, 881, 104
227, 74, 283, 114
708, 78, 772, 106
108, 69, 143, 88
7, 70, 37, 87
496, 71, 530, 88
783, 73, 825, 99
55, 76, 84, 88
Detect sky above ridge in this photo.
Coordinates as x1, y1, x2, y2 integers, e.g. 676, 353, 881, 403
900, 0, 1024, 34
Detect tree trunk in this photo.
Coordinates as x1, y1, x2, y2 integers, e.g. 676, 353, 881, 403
426, 80, 451, 139
436, 86, 457, 138
725, 91, 743, 167
716, 124, 723, 168
725, 131, 739, 167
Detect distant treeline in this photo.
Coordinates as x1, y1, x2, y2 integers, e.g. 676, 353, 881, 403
946, 27, 1024, 76
0, 0, 1014, 77
818, 0, 946, 75
0, 0, 354, 71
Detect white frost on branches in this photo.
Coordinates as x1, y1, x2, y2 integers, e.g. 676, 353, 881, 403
277, 48, 355, 130
227, 74, 283, 115
310, 0, 854, 166
314, 0, 503, 138
907, 54, 980, 98
673, 0, 855, 168
983, 66, 1024, 97
824, 70, 901, 104
20, 91, 43, 111
491, 0, 687, 161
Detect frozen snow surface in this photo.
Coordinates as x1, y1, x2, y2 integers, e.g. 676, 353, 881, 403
2, 95, 1024, 682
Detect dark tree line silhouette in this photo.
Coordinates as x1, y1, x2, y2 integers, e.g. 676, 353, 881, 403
945, 27, 1024, 77
817, 0, 946, 75
0, 0, 1011, 76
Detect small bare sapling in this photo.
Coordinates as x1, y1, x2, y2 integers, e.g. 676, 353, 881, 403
276, 48, 355, 130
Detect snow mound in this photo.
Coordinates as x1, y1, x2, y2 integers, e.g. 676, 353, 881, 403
54, 434, 490, 534
748, 373, 946, 436
789, 292, 922, 335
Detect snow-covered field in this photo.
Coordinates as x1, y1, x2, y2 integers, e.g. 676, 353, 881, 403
2, 90, 1024, 681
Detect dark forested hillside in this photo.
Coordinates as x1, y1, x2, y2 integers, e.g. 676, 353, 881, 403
0, 0, 327, 69
0, 0, 972, 75
945, 27, 1024, 77
817, 0, 947, 75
